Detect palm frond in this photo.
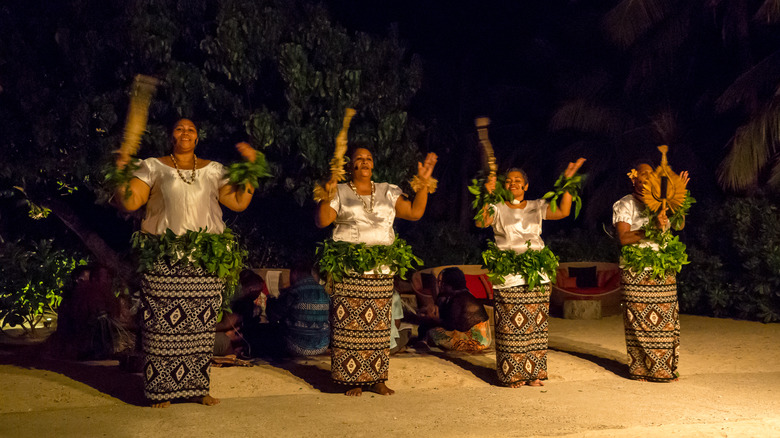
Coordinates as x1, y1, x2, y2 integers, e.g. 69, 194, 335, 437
767, 157, 780, 188
624, 9, 691, 94
754, 0, 780, 24
715, 50, 780, 113
718, 95, 780, 190
548, 100, 625, 136
602, 0, 676, 49
651, 109, 679, 143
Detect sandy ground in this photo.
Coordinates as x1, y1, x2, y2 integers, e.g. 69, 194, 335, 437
1, 314, 779, 438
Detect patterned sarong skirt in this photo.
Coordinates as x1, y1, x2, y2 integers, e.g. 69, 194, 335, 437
621, 269, 680, 382
494, 283, 551, 385
140, 260, 223, 401
330, 274, 394, 386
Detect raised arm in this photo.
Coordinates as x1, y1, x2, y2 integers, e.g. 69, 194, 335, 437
219, 142, 258, 212
395, 153, 438, 221
113, 154, 151, 212
545, 157, 586, 220
475, 175, 497, 228
315, 178, 338, 228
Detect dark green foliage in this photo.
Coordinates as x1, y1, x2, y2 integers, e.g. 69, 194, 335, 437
403, 221, 485, 267
316, 237, 422, 283
546, 228, 621, 263
0, 240, 87, 335
679, 197, 780, 322
481, 241, 559, 290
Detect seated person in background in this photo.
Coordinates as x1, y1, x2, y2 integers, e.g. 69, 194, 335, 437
418, 267, 492, 352
213, 269, 266, 357
266, 262, 330, 356
389, 289, 411, 354
50, 264, 132, 360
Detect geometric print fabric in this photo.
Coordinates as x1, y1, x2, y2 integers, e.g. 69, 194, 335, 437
621, 269, 680, 382
494, 284, 551, 385
330, 275, 393, 386
141, 260, 223, 401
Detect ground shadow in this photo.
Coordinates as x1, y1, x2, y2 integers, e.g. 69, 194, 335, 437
547, 341, 629, 379
256, 353, 342, 394
424, 348, 497, 385
0, 344, 146, 406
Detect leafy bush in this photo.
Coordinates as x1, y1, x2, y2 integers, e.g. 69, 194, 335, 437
0, 239, 87, 335
679, 197, 780, 322
545, 228, 621, 263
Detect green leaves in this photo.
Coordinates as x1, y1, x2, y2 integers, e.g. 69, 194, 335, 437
104, 159, 141, 200
316, 237, 422, 283
131, 228, 247, 315
481, 241, 559, 290
542, 173, 584, 219
621, 238, 689, 280
0, 239, 87, 335
225, 154, 272, 190
669, 191, 696, 230
468, 175, 514, 223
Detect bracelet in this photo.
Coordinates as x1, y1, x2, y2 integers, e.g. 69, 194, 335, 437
313, 183, 336, 202
409, 175, 438, 194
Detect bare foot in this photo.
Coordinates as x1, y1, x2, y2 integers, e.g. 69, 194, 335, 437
509, 381, 526, 388
150, 401, 171, 408
345, 387, 363, 397
528, 379, 545, 387
192, 395, 220, 406
368, 382, 395, 395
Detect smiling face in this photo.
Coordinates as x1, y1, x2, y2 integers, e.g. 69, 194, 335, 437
350, 147, 374, 180
632, 163, 653, 196
504, 170, 529, 201
171, 119, 198, 154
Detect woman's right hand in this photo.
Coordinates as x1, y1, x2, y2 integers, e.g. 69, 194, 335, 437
484, 174, 497, 194
115, 152, 131, 170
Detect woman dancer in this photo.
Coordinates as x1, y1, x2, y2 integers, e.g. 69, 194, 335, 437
477, 160, 583, 387
613, 160, 690, 382
316, 113, 437, 396
114, 118, 262, 407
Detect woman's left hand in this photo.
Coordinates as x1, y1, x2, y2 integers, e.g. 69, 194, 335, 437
417, 152, 438, 180
563, 157, 587, 178
236, 142, 257, 162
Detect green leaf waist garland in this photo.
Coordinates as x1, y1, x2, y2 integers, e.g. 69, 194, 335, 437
131, 227, 247, 313
620, 193, 695, 280
468, 175, 514, 223
225, 152, 272, 191
316, 237, 422, 283
481, 241, 559, 290
542, 173, 584, 219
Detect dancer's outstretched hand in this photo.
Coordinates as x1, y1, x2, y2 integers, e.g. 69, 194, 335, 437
236, 142, 257, 162
679, 170, 690, 188
484, 174, 497, 194
417, 152, 438, 181
564, 157, 587, 178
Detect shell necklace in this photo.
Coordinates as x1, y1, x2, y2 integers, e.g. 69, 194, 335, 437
170, 154, 197, 184
348, 181, 375, 212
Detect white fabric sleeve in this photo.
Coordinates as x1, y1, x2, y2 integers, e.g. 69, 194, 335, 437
216, 161, 229, 188
613, 199, 632, 225
386, 183, 403, 206
328, 186, 341, 213
132, 158, 155, 187
539, 199, 550, 220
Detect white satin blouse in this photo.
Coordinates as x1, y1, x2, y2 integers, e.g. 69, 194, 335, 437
328, 182, 403, 246
133, 158, 228, 235
490, 199, 550, 288
612, 194, 659, 252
